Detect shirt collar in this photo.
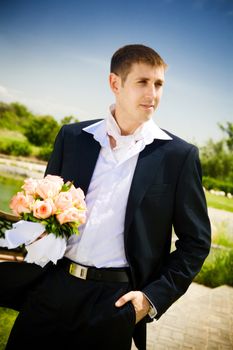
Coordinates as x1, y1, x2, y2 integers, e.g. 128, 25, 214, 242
83, 104, 172, 148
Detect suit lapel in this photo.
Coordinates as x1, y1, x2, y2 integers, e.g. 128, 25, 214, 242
124, 140, 165, 235
74, 130, 101, 194
74, 131, 166, 229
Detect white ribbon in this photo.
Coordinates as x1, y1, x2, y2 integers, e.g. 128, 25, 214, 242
0, 220, 67, 267
25, 234, 67, 267
0, 220, 45, 248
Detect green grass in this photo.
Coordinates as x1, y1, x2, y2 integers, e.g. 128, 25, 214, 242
0, 129, 42, 158
194, 220, 233, 288
211, 222, 233, 248
0, 174, 24, 213
205, 190, 233, 212
0, 129, 27, 142
0, 173, 23, 348
194, 248, 233, 287
0, 308, 18, 349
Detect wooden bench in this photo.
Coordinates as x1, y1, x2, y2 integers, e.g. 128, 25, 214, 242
0, 210, 25, 262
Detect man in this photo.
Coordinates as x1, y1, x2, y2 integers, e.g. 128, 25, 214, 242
2, 44, 211, 350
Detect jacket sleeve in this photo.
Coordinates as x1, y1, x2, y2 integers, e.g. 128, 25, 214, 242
142, 146, 211, 319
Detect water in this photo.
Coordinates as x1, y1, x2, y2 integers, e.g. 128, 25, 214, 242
0, 175, 24, 213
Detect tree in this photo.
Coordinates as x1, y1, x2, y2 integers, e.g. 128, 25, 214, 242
200, 135, 233, 182
218, 121, 233, 151
60, 115, 79, 126
0, 101, 34, 131
24, 115, 59, 146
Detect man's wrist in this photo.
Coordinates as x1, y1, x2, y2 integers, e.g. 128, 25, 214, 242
142, 292, 157, 319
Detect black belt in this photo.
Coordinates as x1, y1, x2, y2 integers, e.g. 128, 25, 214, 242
68, 261, 130, 283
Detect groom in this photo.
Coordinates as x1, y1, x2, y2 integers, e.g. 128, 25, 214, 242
1, 44, 211, 350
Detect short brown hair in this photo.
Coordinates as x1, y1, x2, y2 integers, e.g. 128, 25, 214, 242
110, 44, 167, 83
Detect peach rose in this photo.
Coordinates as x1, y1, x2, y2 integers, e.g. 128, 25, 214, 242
69, 185, 86, 208
56, 207, 86, 225
36, 178, 62, 199
55, 191, 73, 212
21, 178, 38, 195
44, 174, 64, 186
33, 198, 55, 219
10, 192, 32, 215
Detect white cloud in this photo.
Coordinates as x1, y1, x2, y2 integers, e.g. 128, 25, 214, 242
0, 85, 15, 100
0, 84, 90, 120
64, 52, 108, 69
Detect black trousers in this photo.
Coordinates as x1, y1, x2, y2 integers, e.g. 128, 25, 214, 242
5, 261, 136, 350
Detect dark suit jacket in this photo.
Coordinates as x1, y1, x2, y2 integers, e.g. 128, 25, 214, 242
45, 120, 211, 315
0, 120, 211, 349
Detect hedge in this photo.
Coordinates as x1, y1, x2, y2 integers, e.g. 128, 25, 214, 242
202, 176, 233, 195
0, 139, 31, 157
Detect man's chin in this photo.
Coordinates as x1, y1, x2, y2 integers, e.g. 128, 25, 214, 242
141, 110, 154, 121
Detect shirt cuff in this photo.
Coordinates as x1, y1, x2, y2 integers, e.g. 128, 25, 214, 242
142, 292, 158, 319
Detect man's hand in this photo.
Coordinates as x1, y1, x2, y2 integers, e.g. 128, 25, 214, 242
115, 291, 150, 324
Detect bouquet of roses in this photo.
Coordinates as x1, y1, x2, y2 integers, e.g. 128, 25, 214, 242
0, 175, 87, 267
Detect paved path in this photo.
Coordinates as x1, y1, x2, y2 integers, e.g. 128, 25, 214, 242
131, 282, 233, 349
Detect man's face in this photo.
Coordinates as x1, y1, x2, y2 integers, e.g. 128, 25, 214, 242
110, 62, 165, 133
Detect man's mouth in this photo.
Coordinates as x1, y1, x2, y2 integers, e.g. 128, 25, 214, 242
140, 104, 154, 110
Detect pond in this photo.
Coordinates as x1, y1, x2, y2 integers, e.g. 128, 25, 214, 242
0, 175, 24, 213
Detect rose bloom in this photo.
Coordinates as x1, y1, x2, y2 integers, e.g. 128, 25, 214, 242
56, 207, 86, 225
36, 178, 63, 200
33, 198, 55, 219
55, 191, 73, 211
21, 178, 38, 195
10, 192, 33, 216
69, 185, 86, 208
45, 175, 64, 186
75, 210, 86, 225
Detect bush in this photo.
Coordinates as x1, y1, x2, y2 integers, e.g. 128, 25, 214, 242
24, 116, 59, 146
212, 223, 233, 248
200, 138, 233, 183
188, 221, 233, 287
194, 248, 233, 287
37, 144, 53, 161
0, 139, 31, 156
0, 102, 34, 132
203, 176, 233, 195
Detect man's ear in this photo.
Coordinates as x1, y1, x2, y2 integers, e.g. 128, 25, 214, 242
109, 73, 121, 94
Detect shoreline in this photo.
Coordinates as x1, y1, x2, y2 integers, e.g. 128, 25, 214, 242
0, 155, 46, 179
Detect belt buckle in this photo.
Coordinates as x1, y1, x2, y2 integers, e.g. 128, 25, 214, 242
69, 263, 88, 280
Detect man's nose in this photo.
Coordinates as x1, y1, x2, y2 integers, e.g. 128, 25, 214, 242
145, 85, 156, 99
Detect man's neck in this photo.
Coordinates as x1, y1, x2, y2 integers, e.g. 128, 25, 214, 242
108, 135, 117, 149
113, 112, 142, 136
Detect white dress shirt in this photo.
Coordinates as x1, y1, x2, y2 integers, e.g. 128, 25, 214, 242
65, 105, 172, 268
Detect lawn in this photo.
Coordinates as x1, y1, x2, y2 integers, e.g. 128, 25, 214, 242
0, 129, 27, 142
205, 190, 233, 212
0, 130, 41, 158
0, 175, 24, 213
0, 308, 18, 349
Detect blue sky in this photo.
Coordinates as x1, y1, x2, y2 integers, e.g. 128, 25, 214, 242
0, 0, 232, 145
